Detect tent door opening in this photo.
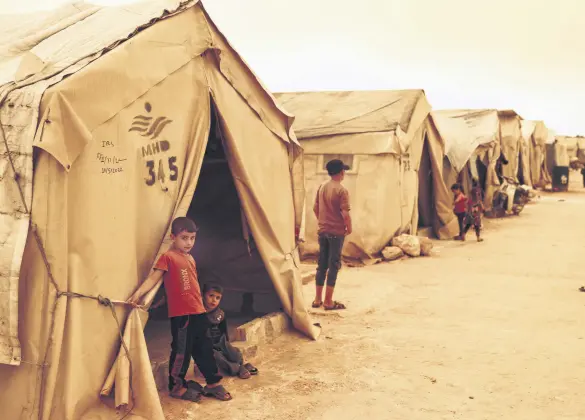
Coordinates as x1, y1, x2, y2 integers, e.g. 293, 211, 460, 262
417, 134, 434, 229
518, 148, 526, 185
144, 97, 282, 374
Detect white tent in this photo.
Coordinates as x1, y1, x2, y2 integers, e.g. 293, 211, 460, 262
276, 90, 458, 260
0, 2, 317, 419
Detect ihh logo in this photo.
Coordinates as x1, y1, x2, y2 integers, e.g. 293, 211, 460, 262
129, 102, 173, 140
129, 102, 179, 190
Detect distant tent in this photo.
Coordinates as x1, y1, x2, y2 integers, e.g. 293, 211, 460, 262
276, 90, 458, 261
520, 120, 551, 188
0, 1, 317, 419
428, 109, 501, 210
497, 110, 526, 184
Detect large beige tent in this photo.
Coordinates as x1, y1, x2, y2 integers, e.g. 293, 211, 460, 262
0, 1, 318, 419
275, 90, 458, 260
428, 109, 501, 210
497, 110, 528, 185
520, 120, 551, 188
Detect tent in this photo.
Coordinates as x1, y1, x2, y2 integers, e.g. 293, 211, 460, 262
275, 90, 457, 260
520, 120, 551, 188
545, 133, 571, 191
0, 1, 318, 419
497, 110, 527, 184
428, 109, 501, 211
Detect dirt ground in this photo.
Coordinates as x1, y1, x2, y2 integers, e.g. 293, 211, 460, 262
164, 175, 585, 420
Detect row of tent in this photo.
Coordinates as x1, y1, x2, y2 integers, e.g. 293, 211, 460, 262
0, 1, 577, 419
279, 92, 571, 261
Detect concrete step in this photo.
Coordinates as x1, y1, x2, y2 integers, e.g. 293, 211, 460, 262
150, 311, 291, 391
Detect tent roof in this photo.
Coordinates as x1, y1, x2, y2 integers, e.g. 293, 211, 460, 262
275, 89, 427, 139
0, 0, 296, 145
498, 109, 522, 119
0, 1, 179, 88
521, 120, 548, 146
430, 109, 500, 172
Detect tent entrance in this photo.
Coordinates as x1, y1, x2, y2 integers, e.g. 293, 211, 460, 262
144, 99, 282, 369
417, 134, 434, 229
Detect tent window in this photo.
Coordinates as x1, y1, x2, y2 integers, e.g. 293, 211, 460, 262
322, 154, 355, 172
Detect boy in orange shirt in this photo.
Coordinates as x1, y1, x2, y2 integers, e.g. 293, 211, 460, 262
127, 217, 232, 402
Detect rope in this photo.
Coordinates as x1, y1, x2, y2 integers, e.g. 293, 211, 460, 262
284, 243, 300, 269
29, 223, 139, 419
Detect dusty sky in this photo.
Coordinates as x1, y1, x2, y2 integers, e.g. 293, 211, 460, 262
2, 0, 583, 134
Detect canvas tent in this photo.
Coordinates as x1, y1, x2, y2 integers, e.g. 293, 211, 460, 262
427, 109, 501, 210
520, 120, 551, 188
0, 1, 318, 419
275, 90, 457, 260
497, 110, 528, 185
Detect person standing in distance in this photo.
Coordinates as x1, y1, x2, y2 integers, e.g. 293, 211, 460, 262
312, 159, 352, 311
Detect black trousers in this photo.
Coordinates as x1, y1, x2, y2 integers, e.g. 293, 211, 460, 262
316, 233, 345, 287
168, 313, 222, 393
213, 335, 244, 376
455, 212, 467, 237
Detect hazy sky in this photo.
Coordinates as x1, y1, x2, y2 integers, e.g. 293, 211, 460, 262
2, 0, 583, 134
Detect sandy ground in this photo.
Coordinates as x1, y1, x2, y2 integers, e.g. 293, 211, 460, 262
164, 176, 585, 420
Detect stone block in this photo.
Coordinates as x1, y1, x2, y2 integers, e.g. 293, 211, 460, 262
381, 246, 404, 261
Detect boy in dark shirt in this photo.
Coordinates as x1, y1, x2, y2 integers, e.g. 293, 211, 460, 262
203, 284, 258, 379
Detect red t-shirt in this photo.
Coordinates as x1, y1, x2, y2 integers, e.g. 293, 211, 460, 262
454, 193, 468, 214
154, 249, 205, 318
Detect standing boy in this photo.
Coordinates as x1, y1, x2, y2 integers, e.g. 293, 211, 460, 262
312, 159, 352, 311
127, 217, 232, 402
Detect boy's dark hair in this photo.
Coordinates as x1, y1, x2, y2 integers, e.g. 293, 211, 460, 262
171, 217, 199, 235
203, 283, 224, 296
451, 183, 462, 191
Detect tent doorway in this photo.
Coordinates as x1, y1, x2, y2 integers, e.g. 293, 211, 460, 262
518, 149, 526, 185
144, 98, 282, 368
417, 134, 435, 229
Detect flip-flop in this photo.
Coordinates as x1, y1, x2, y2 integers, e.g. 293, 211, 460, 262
238, 365, 251, 379
186, 380, 203, 392
244, 363, 258, 375
170, 387, 202, 402
312, 301, 323, 308
579, 286, 585, 292
203, 384, 233, 401
324, 301, 346, 311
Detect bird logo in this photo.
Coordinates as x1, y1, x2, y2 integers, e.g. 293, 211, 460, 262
129, 102, 173, 140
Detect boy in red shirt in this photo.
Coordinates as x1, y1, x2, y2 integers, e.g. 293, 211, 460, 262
127, 217, 232, 402
451, 183, 468, 241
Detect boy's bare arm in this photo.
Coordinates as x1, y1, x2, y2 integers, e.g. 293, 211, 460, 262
342, 209, 352, 235
127, 269, 164, 306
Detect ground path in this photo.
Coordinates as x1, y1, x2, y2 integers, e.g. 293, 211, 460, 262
165, 177, 585, 420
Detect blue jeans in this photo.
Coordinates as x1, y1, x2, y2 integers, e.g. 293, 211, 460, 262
315, 233, 345, 287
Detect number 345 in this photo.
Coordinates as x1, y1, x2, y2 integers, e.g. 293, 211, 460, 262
145, 157, 178, 186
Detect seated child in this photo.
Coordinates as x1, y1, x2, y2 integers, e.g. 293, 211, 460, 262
203, 284, 259, 379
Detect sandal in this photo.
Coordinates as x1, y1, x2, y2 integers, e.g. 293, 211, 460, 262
203, 384, 233, 401
186, 380, 203, 392
244, 363, 258, 375
238, 365, 251, 379
312, 301, 323, 308
324, 301, 346, 311
579, 286, 585, 293
170, 387, 202, 402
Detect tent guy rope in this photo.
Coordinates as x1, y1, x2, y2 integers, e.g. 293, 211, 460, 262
0, 108, 139, 418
